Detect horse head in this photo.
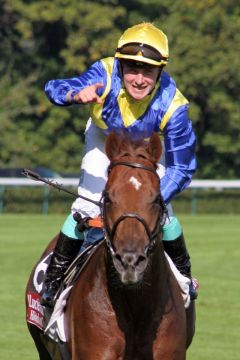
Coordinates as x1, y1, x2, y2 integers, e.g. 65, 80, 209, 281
103, 132, 167, 285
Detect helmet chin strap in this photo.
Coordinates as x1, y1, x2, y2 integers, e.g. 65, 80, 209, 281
156, 66, 164, 82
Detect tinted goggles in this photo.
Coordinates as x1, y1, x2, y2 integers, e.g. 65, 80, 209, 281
116, 42, 168, 62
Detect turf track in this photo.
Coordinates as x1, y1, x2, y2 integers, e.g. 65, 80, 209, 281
0, 214, 239, 359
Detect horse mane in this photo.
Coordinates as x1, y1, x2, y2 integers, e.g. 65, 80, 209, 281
105, 132, 162, 169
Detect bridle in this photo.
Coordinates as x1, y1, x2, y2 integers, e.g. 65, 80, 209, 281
102, 161, 168, 257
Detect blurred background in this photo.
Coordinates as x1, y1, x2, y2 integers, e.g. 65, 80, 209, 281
0, 0, 240, 214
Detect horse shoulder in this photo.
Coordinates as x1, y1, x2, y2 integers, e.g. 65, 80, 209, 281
66, 245, 126, 359
153, 269, 187, 359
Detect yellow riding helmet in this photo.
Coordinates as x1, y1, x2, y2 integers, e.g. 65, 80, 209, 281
115, 23, 169, 66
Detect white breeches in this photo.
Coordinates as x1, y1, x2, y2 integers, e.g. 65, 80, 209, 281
71, 119, 173, 221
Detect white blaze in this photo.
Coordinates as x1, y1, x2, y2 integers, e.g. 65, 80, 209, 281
129, 176, 142, 191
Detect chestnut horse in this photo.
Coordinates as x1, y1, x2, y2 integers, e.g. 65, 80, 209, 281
26, 132, 195, 359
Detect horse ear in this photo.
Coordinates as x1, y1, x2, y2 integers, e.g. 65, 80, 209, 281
147, 133, 162, 162
105, 132, 123, 160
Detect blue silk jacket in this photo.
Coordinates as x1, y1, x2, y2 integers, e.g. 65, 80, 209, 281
45, 57, 196, 204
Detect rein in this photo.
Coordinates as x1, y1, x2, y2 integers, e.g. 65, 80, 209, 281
103, 161, 167, 256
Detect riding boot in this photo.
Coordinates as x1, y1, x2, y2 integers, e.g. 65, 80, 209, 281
163, 233, 198, 300
41, 232, 82, 308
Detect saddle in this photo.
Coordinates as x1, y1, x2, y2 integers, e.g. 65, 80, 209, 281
26, 236, 104, 342
59, 237, 104, 294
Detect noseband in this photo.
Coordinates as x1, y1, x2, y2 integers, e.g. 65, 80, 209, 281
103, 161, 168, 257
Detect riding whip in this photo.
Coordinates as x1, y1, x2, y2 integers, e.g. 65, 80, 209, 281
22, 168, 103, 208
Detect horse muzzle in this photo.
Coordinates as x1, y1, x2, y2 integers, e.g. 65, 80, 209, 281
113, 251, 148, 284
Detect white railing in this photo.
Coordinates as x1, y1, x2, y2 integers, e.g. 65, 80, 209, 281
190, 179, 240, 189
0, 178, 240, 214
0, 177, 79, 186
1, 178, 240, 188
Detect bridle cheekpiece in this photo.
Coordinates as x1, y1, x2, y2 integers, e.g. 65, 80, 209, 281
102, 161, 168, 257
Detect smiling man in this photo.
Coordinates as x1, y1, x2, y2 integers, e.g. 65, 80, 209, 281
42, 23, 197, 308
121, 60, 160, 100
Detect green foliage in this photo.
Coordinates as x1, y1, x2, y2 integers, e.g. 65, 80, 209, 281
0, 0, 239, 178
161, 0, 240, 178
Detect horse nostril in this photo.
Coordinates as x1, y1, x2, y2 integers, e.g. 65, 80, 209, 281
114, 253, 132, 272
114, 253, 125, 267
114, 252, 136, 268
135, 255, 147, 267
122, 253, 147, 268
114, 252, 147, 271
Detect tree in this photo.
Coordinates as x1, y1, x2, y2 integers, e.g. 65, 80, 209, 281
158, 0, 240, 178
0, 0, 126, 171
1, 0, 239, 179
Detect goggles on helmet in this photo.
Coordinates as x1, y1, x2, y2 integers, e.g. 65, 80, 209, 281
116, 42, 168, 63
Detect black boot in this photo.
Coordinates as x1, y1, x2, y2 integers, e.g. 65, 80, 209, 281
41, 232, 82, 308
163, 233, 198, 300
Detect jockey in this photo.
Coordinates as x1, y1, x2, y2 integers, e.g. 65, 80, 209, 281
41, 23, 197, 308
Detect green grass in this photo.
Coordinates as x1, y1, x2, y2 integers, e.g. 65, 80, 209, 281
0, 214, 240, 359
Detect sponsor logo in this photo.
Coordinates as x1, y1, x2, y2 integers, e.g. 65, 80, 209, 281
27, 292, 44, 330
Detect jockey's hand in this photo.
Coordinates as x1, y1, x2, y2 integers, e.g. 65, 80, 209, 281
73, 83, 104, 104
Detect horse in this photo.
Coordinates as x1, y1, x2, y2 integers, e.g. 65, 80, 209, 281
26, 132, 195, 359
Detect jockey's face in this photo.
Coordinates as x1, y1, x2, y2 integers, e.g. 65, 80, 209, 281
122, 61, 160, 100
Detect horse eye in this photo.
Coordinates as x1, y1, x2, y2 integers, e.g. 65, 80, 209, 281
104, 191, 111, 204
153, 194, 161, 204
